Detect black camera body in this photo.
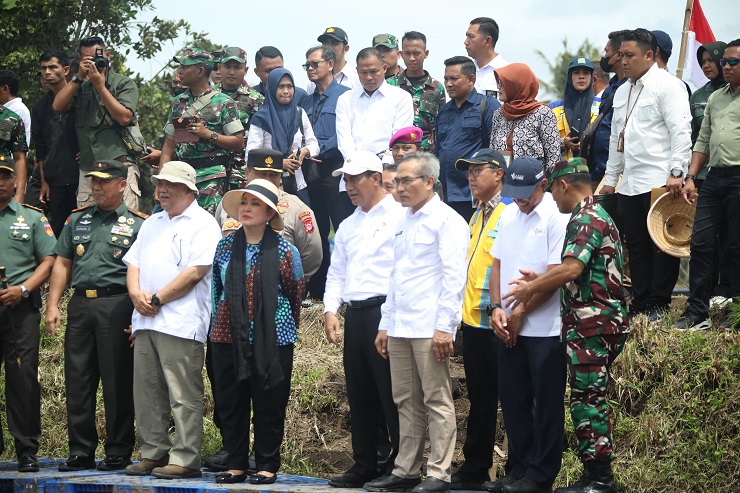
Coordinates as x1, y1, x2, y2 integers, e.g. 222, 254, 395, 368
92, 48, 109, 71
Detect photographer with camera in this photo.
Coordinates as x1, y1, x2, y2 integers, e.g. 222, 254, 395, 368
52, 36, 142, 210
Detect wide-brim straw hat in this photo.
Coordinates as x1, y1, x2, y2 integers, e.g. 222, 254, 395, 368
647, 192, 696, 258
221, 179, 284, 231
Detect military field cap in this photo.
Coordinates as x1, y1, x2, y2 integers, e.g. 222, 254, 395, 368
221, 47, 247, 64
247, 148, 284, 173
546, 157, 590, 190
647, 192, 695, 258
151, 161, 197, 192
502, 156, 545, 200
86, 160, 127, 180
318, 27, 349, 44
221, 179, 284, 230
455, 148, 506, 172
0, 155, 15, 174
390, 126, 424, 148
568, 56, 594, 70
332, 150, 383, 177
373, 33, 398, 49
173, 48, 215, 68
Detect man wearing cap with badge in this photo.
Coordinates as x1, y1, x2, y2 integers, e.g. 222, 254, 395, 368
52, 36, 140, 210
322, 150, 404, 488
0, 162, 55, 473
486, 155, 569, 493
503, 158, 628, 493
159, 48, 245, 215
372, 34, 403, 81
46, 160, 147, 473
446, 149, 510, 491
123, 160, 221, 479
307, 27, 361, 93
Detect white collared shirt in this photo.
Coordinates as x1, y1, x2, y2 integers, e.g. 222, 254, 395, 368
123, 199, 221, 343
490, 193, 569, 337
324, 194, 405, 315
604, 63, 692, 196
306, 65, 361, 94
473, 54, 509, 96
379, 195, 470, 338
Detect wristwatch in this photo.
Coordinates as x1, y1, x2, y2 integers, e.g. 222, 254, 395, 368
151, 293, 162, 307
210, 132, 219, 141
685, 173, 697, 181
20, 285, 29, 299
671, 168, 684, 178
485, 302, 502, 316
71, 75, 82, 84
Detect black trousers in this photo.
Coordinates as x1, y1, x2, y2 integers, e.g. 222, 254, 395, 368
447, 201, 475, 223
212, 343, 293, 473
48, 184, 79, 237
64, 293, 135, 458
344, 304, 399, 477
617, 192, 680, 312
204, 341, 222, 433
687, 172, 740, 317
498, 336, 566, 487
458, 325, 500, 480
0, 299, 41, 457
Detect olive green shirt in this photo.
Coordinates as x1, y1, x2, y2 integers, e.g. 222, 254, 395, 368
693, 84, 740, 168
0, 200, 56, 286
53, 202, 146, 288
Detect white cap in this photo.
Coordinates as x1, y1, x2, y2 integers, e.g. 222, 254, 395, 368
332, 150, 383, 177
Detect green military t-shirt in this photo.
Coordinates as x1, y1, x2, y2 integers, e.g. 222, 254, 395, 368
387, 70, 445, 151
0, 200, 56, 286
53, 202, 146, 288
216, 83, 264, 136
0, 105, 29, 159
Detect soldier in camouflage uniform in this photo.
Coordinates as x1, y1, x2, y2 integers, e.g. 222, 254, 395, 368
386, 32, 445, 153
503, 158, 629, 493
214, 47, 265, 189
159, 48, 245, 215
0, 105, 28, 202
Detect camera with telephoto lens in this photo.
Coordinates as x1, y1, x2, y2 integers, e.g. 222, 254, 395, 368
92, 48, 109, 71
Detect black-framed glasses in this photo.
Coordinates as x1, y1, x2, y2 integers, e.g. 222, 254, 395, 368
466, 165, 499, 178
302, 60, 326, 71
393, 176, 424, 187
720, 58, 740, 67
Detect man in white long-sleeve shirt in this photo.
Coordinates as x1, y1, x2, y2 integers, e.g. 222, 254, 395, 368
367, 152, 469, 493
600, 28, 691, 320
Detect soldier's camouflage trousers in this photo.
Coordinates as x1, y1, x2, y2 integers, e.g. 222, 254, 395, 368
195, 165, 246, 216
565, 333, 627, 463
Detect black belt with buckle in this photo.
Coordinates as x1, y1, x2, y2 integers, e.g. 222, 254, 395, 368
73, 286, 128, 299
347, 296, 387, 309
709, 166, 740, 177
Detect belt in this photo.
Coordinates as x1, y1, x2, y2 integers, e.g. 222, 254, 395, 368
73, 286, 128, 299
709, 167, 740, 177
188, 155, 232, 170
347, 296, 387, 309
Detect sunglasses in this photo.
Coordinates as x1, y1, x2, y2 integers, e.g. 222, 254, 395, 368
720, 58, 740, 67
302, 60, 326, 70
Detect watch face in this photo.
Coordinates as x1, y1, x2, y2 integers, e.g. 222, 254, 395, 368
672, 169, 681, 177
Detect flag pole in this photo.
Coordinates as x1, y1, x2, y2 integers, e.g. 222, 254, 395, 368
676, 0, 695, 78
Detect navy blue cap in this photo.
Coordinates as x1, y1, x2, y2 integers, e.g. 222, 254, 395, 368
455, 148, 507, 171
502, 156, 546, 200
652, 30, 672, 58
568, 56, 594, 70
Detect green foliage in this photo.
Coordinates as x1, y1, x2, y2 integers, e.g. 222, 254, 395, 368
727, 298, 740, 329
535, 38, 601, 101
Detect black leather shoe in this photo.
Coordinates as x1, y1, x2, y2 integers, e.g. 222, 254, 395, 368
502, 477, 551, 493
412, 477, 451, 493
18, 454, 39, 473
59, 455, 96, 471
215, 471, 249, 484
483, 475, 520, 493
329, 471, 378, 488
250, 473, 278, 485
203, 447, 229, 472
365, 474, 422, 491
97, 455, 132, 471
450, 472, 486, 490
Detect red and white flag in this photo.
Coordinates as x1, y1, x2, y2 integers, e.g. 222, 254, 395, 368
683, 0, 716, 88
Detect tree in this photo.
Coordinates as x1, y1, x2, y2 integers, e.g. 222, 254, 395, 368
535, 38, 601, 102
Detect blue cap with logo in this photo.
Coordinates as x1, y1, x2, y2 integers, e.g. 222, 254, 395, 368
502, 156, 546, 200
568, 56, 594, 70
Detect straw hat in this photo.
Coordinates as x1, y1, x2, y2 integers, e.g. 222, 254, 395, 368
221, 179, 284, 230
647, 192, 696, 258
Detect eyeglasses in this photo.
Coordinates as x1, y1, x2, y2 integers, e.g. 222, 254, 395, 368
466, 165, 498, 178
393, 176, 424, 187
720, 58, 740, 67
302, 60, 326, 70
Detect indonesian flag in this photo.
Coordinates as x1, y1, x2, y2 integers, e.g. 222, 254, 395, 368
683, 0, 716, 88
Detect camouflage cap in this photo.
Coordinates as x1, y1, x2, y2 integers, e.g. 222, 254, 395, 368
86, 160, 128, 180
546, 157, 590, 190
372, 33, 398, 49
173, 48, 215, 68
220, 47, 247, 64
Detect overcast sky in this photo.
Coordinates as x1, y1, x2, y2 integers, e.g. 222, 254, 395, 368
129, 0, 737, 96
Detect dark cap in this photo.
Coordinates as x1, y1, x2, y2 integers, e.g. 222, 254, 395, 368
546, 157, 589, 190
247, 148, 284, 173
173, 48, 215, 68
455, 148, 507, 171
502, 156, 545, 200
372, 33, 398, 49
568, 56, 594, 70
0, 155, 15, 174
220, 46, 247, 64
318, 27, 349, 44
86, 160, 128, 180
652, 30, 672, 58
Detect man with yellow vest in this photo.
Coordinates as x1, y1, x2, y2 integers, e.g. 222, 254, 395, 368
449, 148, 511, 490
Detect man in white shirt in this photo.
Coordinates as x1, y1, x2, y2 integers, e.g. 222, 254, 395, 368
0, 71, 31, 146
600, 28, 691, 319
323, 151, 405, 488
307, 27, 361, 93
367, 152, 469, 493
464, 17, 509, 98
123, 161, 221, 480
487, 156, 569, 493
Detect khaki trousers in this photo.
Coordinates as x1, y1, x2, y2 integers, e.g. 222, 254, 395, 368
388, 337, 456, 482
77, 159, 141, 210
133, 330, 204, 470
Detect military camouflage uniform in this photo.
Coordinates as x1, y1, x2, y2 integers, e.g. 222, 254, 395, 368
560, 194, 629, 464
0, 105, 28, 160
387, 71, 445, 152
163, 89, 244, 214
